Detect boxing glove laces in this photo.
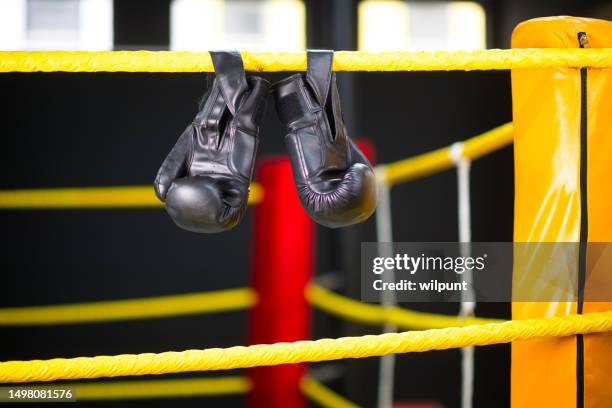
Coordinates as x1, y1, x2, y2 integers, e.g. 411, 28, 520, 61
272, 50, 378, 228
154, 51, 269, 233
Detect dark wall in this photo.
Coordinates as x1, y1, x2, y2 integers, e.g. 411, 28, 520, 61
1, 1, 610, 407
114, 0, 170, 49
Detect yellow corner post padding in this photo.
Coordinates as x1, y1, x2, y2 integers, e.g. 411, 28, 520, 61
1, 311, 612, 383
0, 287, 256, 325
511, 16, 612, 408
0, 50, 612, 73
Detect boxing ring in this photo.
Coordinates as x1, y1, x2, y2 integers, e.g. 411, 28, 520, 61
1, 42, 612, 408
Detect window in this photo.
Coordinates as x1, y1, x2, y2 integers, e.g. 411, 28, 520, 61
358, 1, 486, 51
0, 0, 113, 51
27, 0, 80, 42
170, 0, 306, 51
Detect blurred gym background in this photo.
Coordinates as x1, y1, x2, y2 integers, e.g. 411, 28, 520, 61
1, 1, 611, 407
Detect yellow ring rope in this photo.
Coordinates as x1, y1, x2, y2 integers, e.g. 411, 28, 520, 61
382, 122, 513, 185
306, 284, 501, 330
58, 376, 251, 400
0, 283, 498, 329
2, 310, 612, 383
1, 49, 612, 72
0, 287, 255, 326
0, 123, 508, 209
24, 375, 350, 405
300, 376, 359, 408
0, 183, 263, 209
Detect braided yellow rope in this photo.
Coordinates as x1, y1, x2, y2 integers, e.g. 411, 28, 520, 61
2, 311, 612, 383
0, 288, 255, 326
64, 376, 251, 400
49, 376, 343, 402
300, 377, 359, 408
0, 124, 510, 210
1, 49, 611, 73
0, 124, 509, 211
383, 122, 513, 186
35, 376, 342, 403
0, 183, 263, 209
306, 284, 501, 330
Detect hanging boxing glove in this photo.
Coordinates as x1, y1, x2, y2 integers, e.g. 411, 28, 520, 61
154, 51, 269, 233
271, 50, 377, 228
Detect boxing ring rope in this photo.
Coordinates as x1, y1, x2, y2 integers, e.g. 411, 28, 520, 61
380, 122, 513, 185
0, 287, 255, 326
1, 49, 611, 72
2, 310, 612, 383
0, 283, 498, 329
300, 376, 359, 408
0, 184, 263, 209
55, 376, 251, 400
0, 123, 511, 209
41, 375, 348, 405
31, 375, 353, 407
306, 284, 501, 329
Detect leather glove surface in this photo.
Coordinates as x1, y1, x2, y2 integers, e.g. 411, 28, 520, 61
272, 50, 377, 228
155, 51, 269, 233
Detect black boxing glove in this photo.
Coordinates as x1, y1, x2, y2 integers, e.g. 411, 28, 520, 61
154, 51, 269, 233
271, 50, 377, 228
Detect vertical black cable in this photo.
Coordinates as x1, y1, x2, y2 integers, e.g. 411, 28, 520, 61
576, 31, 589, 408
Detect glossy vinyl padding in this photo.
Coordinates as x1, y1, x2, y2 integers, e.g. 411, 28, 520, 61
271, 50, 377, 228
154, 51, 269, 233
511, 16, 612, 408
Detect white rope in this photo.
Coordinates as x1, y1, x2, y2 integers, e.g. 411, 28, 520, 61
374, 166, 396, 408
450, 142, 475, 408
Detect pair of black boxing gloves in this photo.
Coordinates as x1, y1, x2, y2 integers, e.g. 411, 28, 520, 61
154, 50, 378, 233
